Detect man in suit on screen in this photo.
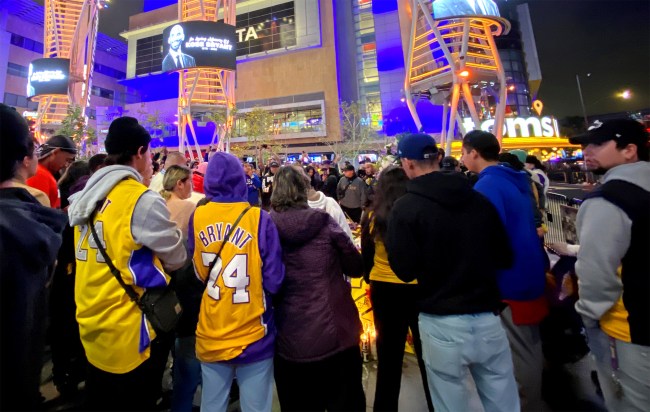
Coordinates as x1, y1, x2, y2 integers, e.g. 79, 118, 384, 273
162, 24, 196, 71
433, 0, 500, 19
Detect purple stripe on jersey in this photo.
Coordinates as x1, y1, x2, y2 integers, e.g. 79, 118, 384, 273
224, 293, 276, 364
139, 314, 151, 353
128, 247, 168, 288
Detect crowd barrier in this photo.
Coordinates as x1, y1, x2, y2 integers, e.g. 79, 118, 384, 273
545, 193, 583, 244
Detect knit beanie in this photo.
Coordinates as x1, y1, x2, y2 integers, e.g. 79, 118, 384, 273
105, 116, 151, 156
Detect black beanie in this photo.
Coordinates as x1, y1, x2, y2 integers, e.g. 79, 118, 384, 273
0, 103, 31, 181
105, 116, 151, 156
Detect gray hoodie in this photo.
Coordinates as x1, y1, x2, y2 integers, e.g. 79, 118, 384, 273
68, 165, 186, 271
575, 161, 650, 326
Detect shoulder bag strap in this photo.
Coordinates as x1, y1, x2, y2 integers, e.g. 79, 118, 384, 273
205, 205, 253, 287
88, 211, 142, 306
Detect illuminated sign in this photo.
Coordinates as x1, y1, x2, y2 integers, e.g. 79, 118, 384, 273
432, 0, 501, 20
162, 21, 237, 72
26, 58, 70, 98
462, 116, 560, 138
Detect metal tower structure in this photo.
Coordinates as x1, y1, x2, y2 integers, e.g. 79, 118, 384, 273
177, 0, 237, 160
33, 0, 102, 141
402, 0, 510, 153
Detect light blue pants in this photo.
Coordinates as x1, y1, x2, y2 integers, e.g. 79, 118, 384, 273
585, 324, 650, 412
418, 312, 520, 412
200, 357, 273, 412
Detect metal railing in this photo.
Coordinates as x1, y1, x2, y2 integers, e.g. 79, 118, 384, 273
545, 193, 583, 244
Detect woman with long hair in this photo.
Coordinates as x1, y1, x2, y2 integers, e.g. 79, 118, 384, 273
270, 166, 366, 411
160, 165, 194, 239
360, 166, 434, 412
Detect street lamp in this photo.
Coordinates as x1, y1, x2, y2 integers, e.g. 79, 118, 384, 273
620, 90, 632, 99
576, 73, 591, 128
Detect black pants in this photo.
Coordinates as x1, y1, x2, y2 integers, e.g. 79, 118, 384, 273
371, 281, 434, 412
274, 346, 366, 412
341, 206, 362, 224
85, 333, 174, 411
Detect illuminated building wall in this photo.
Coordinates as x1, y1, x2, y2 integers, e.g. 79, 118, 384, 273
121, 0, 347, 152
0, 0, 132, 128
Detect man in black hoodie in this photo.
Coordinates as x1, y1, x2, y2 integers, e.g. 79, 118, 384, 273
385, 133, 519, 412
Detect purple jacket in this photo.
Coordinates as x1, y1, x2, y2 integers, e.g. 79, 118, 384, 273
270, 207, 363, 362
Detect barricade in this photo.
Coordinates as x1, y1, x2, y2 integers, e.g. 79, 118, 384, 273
545, 193, 583, 244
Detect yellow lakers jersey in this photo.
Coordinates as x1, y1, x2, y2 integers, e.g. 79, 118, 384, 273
75, 178, 169, 374
192, 202, 266, 362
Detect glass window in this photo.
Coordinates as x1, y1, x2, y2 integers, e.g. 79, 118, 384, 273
4, 93, 18, 106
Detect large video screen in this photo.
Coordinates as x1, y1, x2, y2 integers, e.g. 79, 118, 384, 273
26, 58, 70, 98
432, 0, 501, 20
161, 21, 236, 72
236, 1, 297, 56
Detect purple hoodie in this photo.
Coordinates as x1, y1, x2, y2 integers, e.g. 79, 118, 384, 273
188, 152, 285, 364
271, 207, 363, 362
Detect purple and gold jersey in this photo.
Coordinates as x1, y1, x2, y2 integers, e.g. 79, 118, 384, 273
192, 202, 268, 362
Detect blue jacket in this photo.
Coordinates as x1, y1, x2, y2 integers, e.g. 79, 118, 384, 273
474, 165, 546, 301
246, 174, 262, 206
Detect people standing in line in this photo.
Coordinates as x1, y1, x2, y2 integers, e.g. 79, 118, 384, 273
261, 160, 280, 210
0, 103, 68, 411
149, 151, 188, 193
160, 165, 195, 240
27, 134, 77, 208
305, 165, 323, 191
49, 160, 90, 398
386, 133, 519, 412
320, 162, 339, 199
189, 152, 284, 411
244, 162, 262, 206
269, 166, 366, 412
461, 131, 548, 411
363, 163, 378, 207
361, 166, 434, 412
569, 119, 650, 411
68, 117, 187, 410
7, 134, 50, 206
525, 155, 550, 196
302, 167, 353, 240
337, 164, 367, 223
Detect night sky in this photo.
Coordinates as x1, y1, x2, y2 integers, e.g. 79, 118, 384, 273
33, 0, 650, 118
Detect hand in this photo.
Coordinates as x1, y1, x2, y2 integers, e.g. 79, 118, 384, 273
547, 242, 579, 257
536, 227, 545, 238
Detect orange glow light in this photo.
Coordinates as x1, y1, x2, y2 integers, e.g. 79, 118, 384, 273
459, 70, 470, 78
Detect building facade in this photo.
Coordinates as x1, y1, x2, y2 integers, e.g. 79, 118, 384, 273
0, 0, 132, 133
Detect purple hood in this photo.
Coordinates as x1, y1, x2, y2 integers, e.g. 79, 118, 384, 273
204, 152, 247, 203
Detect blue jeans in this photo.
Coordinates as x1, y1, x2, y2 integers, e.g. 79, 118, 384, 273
171, 337, 202, 412
418, 312, 520, 412
201, 357, 274, 412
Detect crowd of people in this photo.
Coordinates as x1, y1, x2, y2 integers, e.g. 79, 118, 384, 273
1, 101, 649, 412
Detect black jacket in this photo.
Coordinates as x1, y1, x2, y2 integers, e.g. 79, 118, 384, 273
1, 188, 67, 410
386, 171, 512, 316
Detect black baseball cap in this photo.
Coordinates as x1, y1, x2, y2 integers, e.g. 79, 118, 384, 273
569, 119, 649, 148
343, 164, 356, 172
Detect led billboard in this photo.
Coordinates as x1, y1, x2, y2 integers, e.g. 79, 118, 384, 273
432, 0, 501, 20
26, 58, 70, 98
161, 21, 237, 72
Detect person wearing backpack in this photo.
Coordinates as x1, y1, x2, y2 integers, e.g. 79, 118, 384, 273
569, 119, 650, 412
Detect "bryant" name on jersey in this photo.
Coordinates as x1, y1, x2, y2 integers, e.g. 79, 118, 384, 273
198, 223, 254, 250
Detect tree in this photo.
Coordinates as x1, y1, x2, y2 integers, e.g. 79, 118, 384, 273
322, 101, 380, 167
144, 110, 165, 141
59, 104, 97, 154
238, 107, 282, 168
559, 116, 588, 137
208, 105, 238, 151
